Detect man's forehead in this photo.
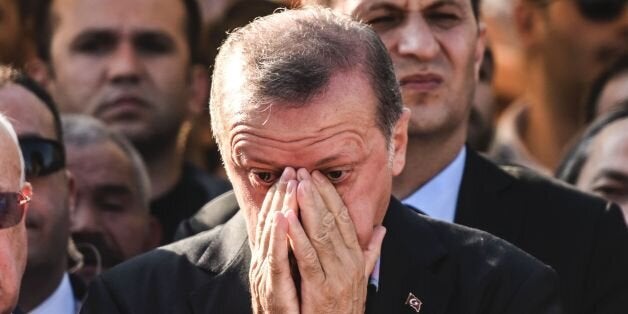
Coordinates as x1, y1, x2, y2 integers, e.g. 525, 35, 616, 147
52, 0, 186, 38
0, 128, 21, 191
0, 84, 56, 139
344, 0, 471, 13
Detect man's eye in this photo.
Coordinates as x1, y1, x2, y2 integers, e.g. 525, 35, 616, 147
365, 13, 403, 30
325, 170, 348, 183
427, 12, 461, 28
253, 171, 278, 184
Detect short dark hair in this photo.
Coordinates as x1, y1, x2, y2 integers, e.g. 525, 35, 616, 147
34, 0, 202, 64
556, 102, 628, 184
210, 7, 403, 146
585, 56, 628, 122
0, 66, 64, 141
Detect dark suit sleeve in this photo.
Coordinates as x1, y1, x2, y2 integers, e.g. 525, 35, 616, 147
586, 203, 628, 313
504, 265, 563, 314
80, 276, 124, 314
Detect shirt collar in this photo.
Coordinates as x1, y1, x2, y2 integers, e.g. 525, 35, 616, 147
29, 273, 77, 314
402, 146, 467, 223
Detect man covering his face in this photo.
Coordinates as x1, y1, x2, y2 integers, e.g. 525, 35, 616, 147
81, 7, 561, 314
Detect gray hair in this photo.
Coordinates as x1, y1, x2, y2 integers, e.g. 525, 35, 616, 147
61, 115, 151, 208
0, 113, 26, 187
209, 6, 402, 149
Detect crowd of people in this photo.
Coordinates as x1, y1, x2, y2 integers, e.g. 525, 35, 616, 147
0, 0, 626, 313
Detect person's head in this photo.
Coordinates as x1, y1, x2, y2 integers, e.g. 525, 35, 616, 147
557, 103, 628, 220
0, 113, 32, 314
303, 0, 485, 141
586, 56, 628, 121
0, 66, 73, 280
32, 0, 207, 155
210, 7, 410, 247
62, 115, 159, 283
516, 0, 627, 111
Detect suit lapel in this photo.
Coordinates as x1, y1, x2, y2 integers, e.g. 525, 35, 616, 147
186, 211, 254, 314
370, 198, 456, 314
455, 149, 524, 242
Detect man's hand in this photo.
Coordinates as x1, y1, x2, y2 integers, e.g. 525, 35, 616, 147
285, 168, 386, 314
250, 168, 300, 314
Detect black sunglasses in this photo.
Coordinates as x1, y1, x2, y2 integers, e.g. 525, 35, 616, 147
0, 192, 30, 229
576, 0, 626, 22
18, 136, 66, 178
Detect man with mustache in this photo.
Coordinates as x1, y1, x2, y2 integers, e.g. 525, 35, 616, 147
0, 66, 81, 313
62, 115, 161, 284
30, 0, 231, 244
82, 7, 562, 313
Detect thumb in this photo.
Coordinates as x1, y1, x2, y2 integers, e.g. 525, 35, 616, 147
363, 225, 386, 278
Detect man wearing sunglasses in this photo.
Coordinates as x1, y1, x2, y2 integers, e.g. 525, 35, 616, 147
491, 0, 628, 173
0, 112, 32, 314
0, 66, 81, 313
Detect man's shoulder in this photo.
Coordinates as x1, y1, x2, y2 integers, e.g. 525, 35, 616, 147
82, 214, 251, 313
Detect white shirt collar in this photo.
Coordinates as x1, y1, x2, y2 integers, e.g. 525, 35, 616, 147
402, 146, 466, 223
29, 273, 76, 314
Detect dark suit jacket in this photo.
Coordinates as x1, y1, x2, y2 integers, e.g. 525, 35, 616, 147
456, 150, 628, 314
176, 149, 628, 314
82, 198, 562, 314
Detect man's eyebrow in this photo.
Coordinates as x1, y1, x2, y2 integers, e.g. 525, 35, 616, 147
70, 29, 117, 45
424, 0, 465, 11
94, 184, 134, 197
593, 169, 628, 183
315, 153, 353, 168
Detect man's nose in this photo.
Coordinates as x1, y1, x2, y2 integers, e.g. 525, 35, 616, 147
107, 41, 142, 85
395, 13, 439, 61
70, 204, 101, 233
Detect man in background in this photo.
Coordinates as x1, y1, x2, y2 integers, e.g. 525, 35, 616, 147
490, 0, 627, 172
31, 0, 230, 243
0, 66, 80, 313
62, 115, 161, 284
0, 112, 32, 314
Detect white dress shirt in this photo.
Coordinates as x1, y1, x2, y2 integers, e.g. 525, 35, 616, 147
29, 273, 77, 314
402, 147, 467, 223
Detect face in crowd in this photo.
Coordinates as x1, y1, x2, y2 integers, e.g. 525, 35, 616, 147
63, 117, 159, 283
0, 83, 73, 285
40, 0, 205, 151
576, 117, 628, 218
519, 0, 627, 107
331, 0, 485, 138
0, 117, 32, 314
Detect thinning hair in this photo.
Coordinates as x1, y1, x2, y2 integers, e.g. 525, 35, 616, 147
61, 114, 151, 208
210, 6, 402, 149
0, 113, 26, 186
556, 102, 628, 184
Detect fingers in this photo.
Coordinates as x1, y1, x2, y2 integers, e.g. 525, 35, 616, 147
296, 169, 345, 268
255, 168, 296, 254
311, 170, 360, 250
363, 225, 386, 279
255, 184, 277, 248
268, 211, 290, 280
286, 209, 324, 282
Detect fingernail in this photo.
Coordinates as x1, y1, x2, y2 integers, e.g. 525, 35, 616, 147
286, 180, 296, 194
280, 168, 290, 182
297, 168, 308, 181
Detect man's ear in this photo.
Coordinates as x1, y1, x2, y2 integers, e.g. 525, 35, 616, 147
25, 57, 53, 89
514, 0, 545, 52
391, 108, 410, 176
188, 64, 210, 116
65, 170, 77, 213
474, 22, 487, 81
21, 182, 33, 217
